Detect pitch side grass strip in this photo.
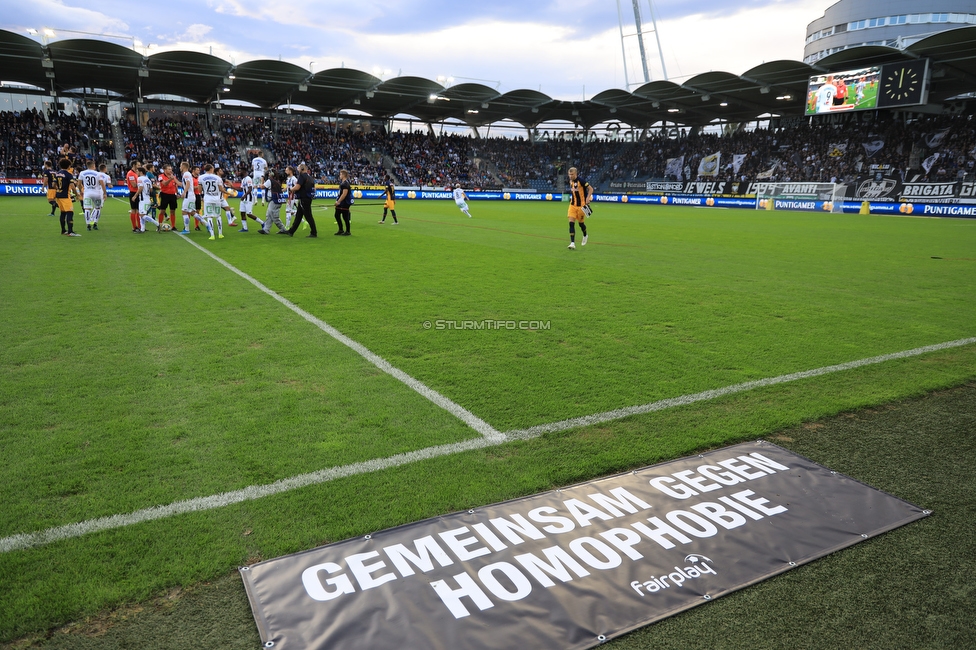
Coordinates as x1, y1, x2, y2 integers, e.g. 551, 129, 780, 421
2, 336, 972, 555
177, 234, 504, 442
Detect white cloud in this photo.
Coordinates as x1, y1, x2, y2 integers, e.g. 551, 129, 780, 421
259, 1, 811, 99
7, 0, 822, 102
651, 3, 811, 81
183, 24, 213, 42
204, 0, 385, 30
10, 0, 129, 37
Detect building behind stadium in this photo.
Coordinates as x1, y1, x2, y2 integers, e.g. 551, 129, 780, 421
804, 0, 976, 64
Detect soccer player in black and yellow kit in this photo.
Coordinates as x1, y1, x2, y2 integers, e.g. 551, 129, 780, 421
54, 158, 80, 237
566, 166, 592, 250
43, 160, 58, 216
379, 177, 398, 224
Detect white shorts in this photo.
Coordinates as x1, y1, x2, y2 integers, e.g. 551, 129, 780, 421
139, 200, 150, 215
182, 197, 196, 213
240, 200, 254, 214
203, 201, 223, 219
83, 196, 103, 209
456, 200, 468, 211
220, 198, 230, 209
253, 174, 264, 187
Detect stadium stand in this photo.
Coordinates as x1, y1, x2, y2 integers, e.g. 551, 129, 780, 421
0, 107, 112, 178
3, 105, 974, 188
3, 25, 976, 188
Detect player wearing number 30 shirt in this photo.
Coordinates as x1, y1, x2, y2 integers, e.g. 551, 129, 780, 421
199, 164, 225, 240
77, 159, 105, 230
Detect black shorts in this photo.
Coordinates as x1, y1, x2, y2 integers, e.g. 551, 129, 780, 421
195, 195, 203, 211
129, 191, 138, 210
159, 193, 178, 211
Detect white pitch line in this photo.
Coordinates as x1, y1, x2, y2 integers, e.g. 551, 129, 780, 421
2, 336, 972, 554
0, 438, 496, 554
503, 337, 976, 440
177, 235, 503, 442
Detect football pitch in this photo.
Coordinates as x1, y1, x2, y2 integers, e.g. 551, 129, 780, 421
1, 195, 975, 645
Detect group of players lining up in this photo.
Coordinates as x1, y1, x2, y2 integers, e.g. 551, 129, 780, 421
42, 154, 594, 248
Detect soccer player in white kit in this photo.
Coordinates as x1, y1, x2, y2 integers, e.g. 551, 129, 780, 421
854, 76, 867, 107
252, 154, 268, 204
77, 160, 104, 231
137, 167, 160, 232
815, 76, 837, 114
453, 185, 472, 218
95, 164, 111, 229
237, 174, 265, 232
284, 166, 298, 229
215, 167, 237, 226
199, 164, 225, 240
178, 161, 197, 234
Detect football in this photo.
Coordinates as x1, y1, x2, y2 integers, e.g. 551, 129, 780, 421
160, 222, 173, 231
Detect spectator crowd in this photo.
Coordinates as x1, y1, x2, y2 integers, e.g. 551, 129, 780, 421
3, 106, 974, 188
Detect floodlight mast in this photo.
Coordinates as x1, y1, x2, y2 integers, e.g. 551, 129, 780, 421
616, 0, 668, 90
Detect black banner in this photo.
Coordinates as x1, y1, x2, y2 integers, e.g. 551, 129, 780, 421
850, 175, 901, 200
901, 181, 960, 203
241, 441, 928, 650
612, 181, 834, 197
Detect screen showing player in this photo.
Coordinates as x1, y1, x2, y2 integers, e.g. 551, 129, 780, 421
805, 65, 881, 115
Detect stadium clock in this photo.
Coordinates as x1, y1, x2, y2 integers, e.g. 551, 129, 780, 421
877, 60, 928, 108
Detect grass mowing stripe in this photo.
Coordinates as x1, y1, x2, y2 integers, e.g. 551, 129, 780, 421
3, 336, 970, 554
504, 336, 976, 439
177, 234, 504, 442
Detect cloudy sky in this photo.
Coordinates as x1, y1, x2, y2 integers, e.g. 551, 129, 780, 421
4, 0, 833, 100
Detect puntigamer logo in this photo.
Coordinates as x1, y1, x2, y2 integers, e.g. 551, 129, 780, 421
631, 554, 716, 596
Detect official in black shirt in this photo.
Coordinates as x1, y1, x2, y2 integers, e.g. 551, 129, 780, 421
286, 163, 317, 237
334, 169, 352, 236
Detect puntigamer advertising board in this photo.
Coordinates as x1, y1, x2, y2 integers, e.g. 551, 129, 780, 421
241, 441, 928, 650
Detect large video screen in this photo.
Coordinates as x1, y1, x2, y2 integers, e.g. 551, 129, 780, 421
805, 66, 881, 115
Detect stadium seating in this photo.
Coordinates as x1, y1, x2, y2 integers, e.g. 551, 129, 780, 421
2, 107, 973, 187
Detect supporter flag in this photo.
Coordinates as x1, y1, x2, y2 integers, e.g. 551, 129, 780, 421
757, 163, 778, 179
697, 152, 721, 177
664, 156, 684, 180
732, 154, 746, 174
922, 152, 940, 174
828, 143, 847, 157
862, 140, 885, 158
924, 128, 950, 149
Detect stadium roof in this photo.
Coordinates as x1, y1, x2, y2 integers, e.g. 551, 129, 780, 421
2, 26, 976, 128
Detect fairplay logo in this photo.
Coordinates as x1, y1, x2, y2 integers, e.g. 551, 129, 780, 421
630, 554, 716, 596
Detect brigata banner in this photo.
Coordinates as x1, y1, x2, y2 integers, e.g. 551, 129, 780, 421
241, 441, 928, 650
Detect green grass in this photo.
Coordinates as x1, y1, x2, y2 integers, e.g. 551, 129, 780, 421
6, 383, 973, 650
0, 196, 974, 643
